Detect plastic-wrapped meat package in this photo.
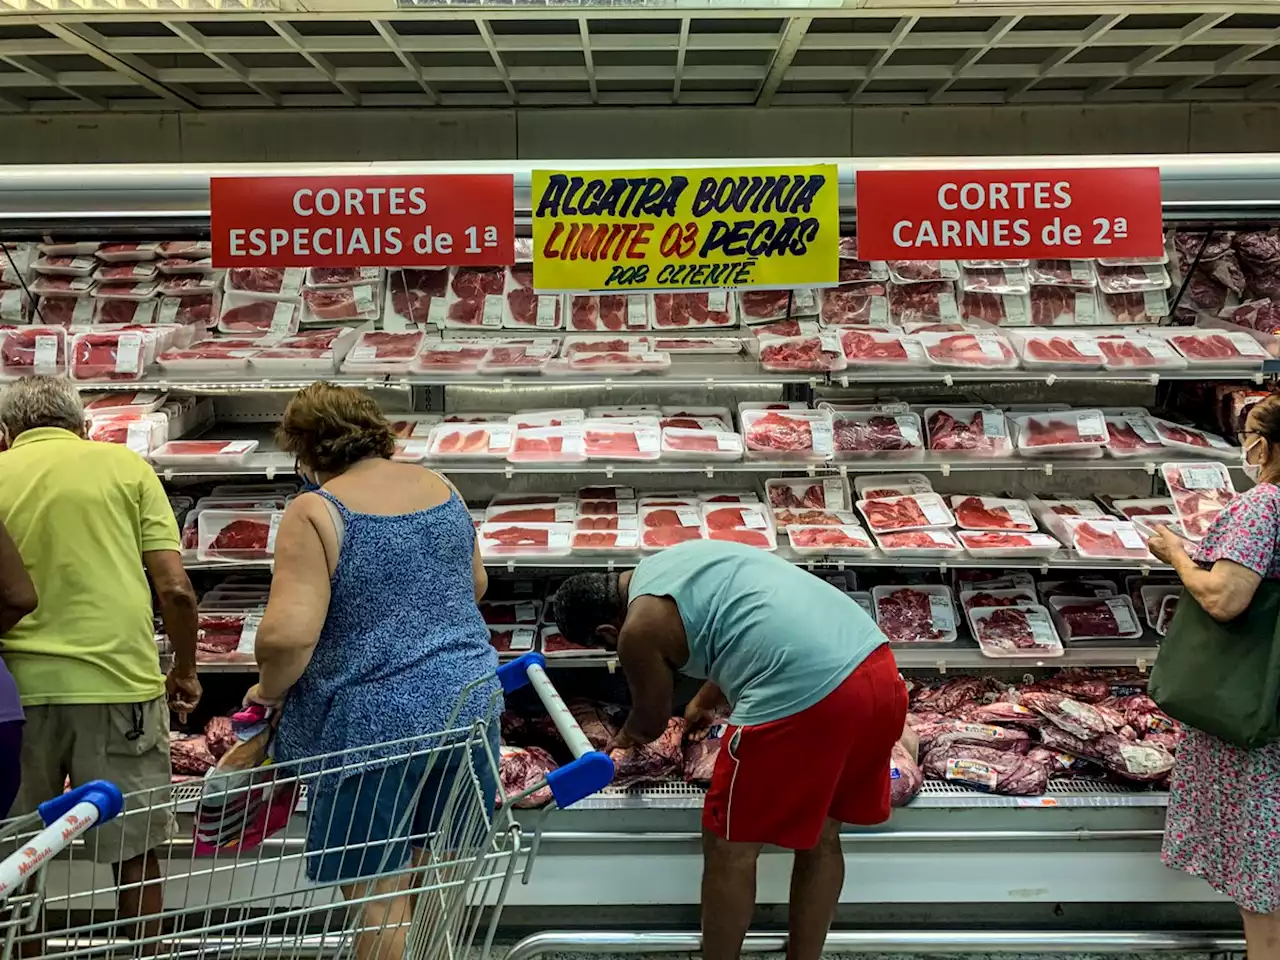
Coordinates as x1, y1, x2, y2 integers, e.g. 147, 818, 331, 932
702, 503, 777, 550
151, 440, 258, 467
341, 330, 426, 372
741, 409, 833, 462
836, 253, 887, 282
156, 293, 217, 329
30, 275, 95, 299
1156, 594, 1179, 636
573, 527, 641, 553
736, 289, 795, 324
429, 423, 514, 460
1014, 332, 1105, 368
872, 586, 957, 643
923, 744, 1049, 796
950, 496, 1035, 532
1174, 230, 1236, 263
478, 522, 572, 557
1095, 334, 1186, 371
959, 291, 1031, 326
445, 267, 505, 329
1028, 286, 1098, 326
498, 746, 557, 808
0, 327, 67, 377
508, 426, 586, 464
960, 267, 1030, 294
385, 268, 449, 327
218, 298, 299, 338
158, 338, 257, 373
1166, 330, 1269, 366
925, 407, 1012, 457
837, 329, 926, 368
563, 336, 648, 357
33, 255, 97, 277
306, 266, 380, 288
1150, 419, 1234, 458
886, 260, 959, 284
969, 605, 1063, 658
479, 599, 543, 625
766, 478, 848, 512
504, 264, 562, 330
652, 336, 742, 354
489, 501, 576, 524
157, 275, 218, 297
832, 412, 923, 460
92, 299, 157, 326
758, 334, 846, 373
1226, 299, 1280, 336
569, 294, 647, 332
567, 351, 671, 375
1028, 260, 1096, 287
196, 614, 256, 662
301, 284, 380, 324
772, 507, 857, 529
957, 531, 1062, 559
1245, 260, 1280, 301
226, 267, 304, 298
1099, 291, 1167, 324
583, 420, 661, 461
609, 718, 686, 787
683, 721, 730, 785
1161, 462, 1236, 541
197, 510, 280, 561
1096, 264, 1170, 294
918, 332, 1018, 369
640, 503, 706, 550
788, 524, 875, 555
661, 427, 743, 460
1049, 595, 1143, 641
750, 319, 816, 339
1012, 410, 1108, 455
857, 493, 954, 533
480, 343, 555, 375
94, 262, 158, 283
820, 284, 888, 326
887, 281, 958, 325
887, 740, 924, 806
1105, 415, 1166, 458
96, 242, 159, 263
93, 282, 158, 302
157, 258, 214, 276
1067, 518, 1153, 560
651, 291, 734, 328
70, 331, 145, 381
405, 342, 485, 375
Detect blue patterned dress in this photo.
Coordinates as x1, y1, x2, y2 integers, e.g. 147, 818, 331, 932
1162, 481, 1280, 913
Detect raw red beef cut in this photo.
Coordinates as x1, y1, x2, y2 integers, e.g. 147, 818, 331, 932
2, 329, 65, 372
221, 301, 281, 333
1174, 230, 1235, 262
1054, 600, 1129, 638
490, 507, 561, 523
664, 432, 722, 453
388, 269, 448, 322
507, 284, 561, 327
838, 260, 880, 283
209, 519, 271, 556
585, 429, 642, 456
1020, 691, 1115, 740
1170, 333, 1246, 361
927, 410, 999, 453
643, 526, 703, 548
952, 498, 1029, 531
888, 281, 952, 323
419, 345, 488, 367
643, 509, 685, 528
160, 276, 214, 294
1021, 416, 1100, 447
357, 332, 423, 359
499, 746, 557, 807
1234, 230, 1280, 263
959, 292, 1015, 324
303, 287, 367, 321
889, 741, 924, 807
163, 294, 215, 327
745, 412, 813, 452
759, 337, 839, 371
205, 716, 237, 758
228, 268, 290, 294
197, 616, 248, 659
972, 608, 1044, 649
170, 734, 217, 776
768, 482, 825, 509
1072, 521, 1140, 557
568, 701, 621, 750
486, 526, 550, 548
709, 528, 771, 547
772, 508, 846, 527
923, 721, 1032, 755
73, 333, 142, 380
789, 528, 869, 549
542, 630, 602, 654
1028, 286, 1083, 325
921, 744, 1048, 796
739, 289, 792, 320
877, 531, 954, 550
1025, 337, 1098, 364
860, 497, 929, 532
888, 260, 946, 281
683, 722, 728, 784
911, 677, 986, 714
925, 334, 1014, 367
840, 330, 909, 362
1103, 292, 1161, 324
1097, 337, 1163, 368
609, 718, 685, 787
822, 286, 884, 325
753, 319, 803, 338
451, 267, 504, 299
876, 588, 948, 642
309, 267, 370, 286
95, 299, 151, 325
962, 702, 1042, 730
652, 293, 732, 327
511, 435, 566, 459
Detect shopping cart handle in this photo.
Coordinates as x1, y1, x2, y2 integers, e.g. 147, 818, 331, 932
547, 750, 615, 809
497, 651, 546, 695
37, 781, 123, 828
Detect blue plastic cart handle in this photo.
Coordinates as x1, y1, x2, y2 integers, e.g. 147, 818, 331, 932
497, 651, 546, 694
546, 751, 615, 809
37, 781, 124, 828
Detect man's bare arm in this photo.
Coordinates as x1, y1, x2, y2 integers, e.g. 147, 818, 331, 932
616, 596, 681, 744
0, 521, 35, 636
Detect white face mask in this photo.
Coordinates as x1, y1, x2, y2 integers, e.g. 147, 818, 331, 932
1243, 437, 1265, 482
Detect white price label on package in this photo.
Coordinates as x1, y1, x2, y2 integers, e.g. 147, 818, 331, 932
487, 425, 514, 450
482, 294, 504, 327
32, 335, 58, 374
675, 507, 701, 527
236, 615, 263, 654
269, 302, 294, 337
535, 297, 558, 328
158, 299, 180, 324
510, 628, 536, 652
613, 500, 639, 515
125, 422, 152, 454
635, 429, 660, 453
819, 331, 842, 354
1074, 412, 1106, 441
72, 298, 94, 326
1143, 290, 1169, 318
626, 295, 648, 327
810, 421, 833, 455
1003, 269, 1022, 288
347, 345, 376, 362
706, 290, 728, 312
918, 497, 951, 526
398, 440, 429, 460
612, 516, 640, 531
937, 292, 958, 321
514, 602, 538, 623
114, 334, 142, 374
1069, 261, 1093, 283
1027, 610, 1056, 644
715, 433, 742, 452
279, 269, 304, 297
1075, 294, 1098, 323
1115, 524, 1145, 549
1003, 296, 1028, 324
354, 285, 377, 315
742, 510, 768, 530
1127, 417, 1160, 443
975, 336, 1005, 360
222, 440, 256, 455
547, 527, 571, 550
894, 416, 922, 446
554, 503, 576, 522
426, 298, 448, 326
822, 478, 846, 510
928, 594, 954, 630
266, 513, 283, 552
1108, 598, 1140, 634
1178, 465, 1225, 490
980, 409, 1006, 438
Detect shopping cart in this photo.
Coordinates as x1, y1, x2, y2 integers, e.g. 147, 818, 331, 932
10, 651, 613, 960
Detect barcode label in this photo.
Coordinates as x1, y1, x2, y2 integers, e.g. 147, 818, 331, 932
792, 289, 817, 314
279, 269, 304, 297
614, 500, 639, 515
742, 510, 768, 529
1075, 411, 1106, 441
115, 334, 142, 373
980, 410, 1006, 438
237, 615, 262, 654
635, 429, 660, 453
487, 425, 513, 449
158, 299, 180, 324
547, 527, 571, 549
32, 335, 58, 373
266, 513, 283, 552
72, 298, 94, 326
614, 516, 640, 531
125, 421, 151, 454
1075, 294, 1097, 323
555, 503, 576, 522
819, 331, 842, 353
868, 298, 889, 324
1070, 261, 1092, 283
937, 292, 958, 320
822, 478, 845, 510
515, 602, 538, 623
510, 628, 535, 652
1127, 417, 1160, 443
482, 294, 503, 327
716, 433, 741, 452
894, 416, 922, 447
354, 285, 376, 314
1143, 290, 1168, 318
676, 507, 701, 527
426, 298, 448, 325
1116, 525, 1145, 549
347, 345, 376, 361
928, 594, 954, 630
1027, 610, 1056, 644
1179, 465, 1224, 490
975, 336, 1005, 359
535, 297, 557, 328
706, 290, 728, 311
269, 302, 294, 336
1003, 269, 1021, 287
222, 440, 256, 455
1003, 295, 1028, 323
919, 497, 951, 526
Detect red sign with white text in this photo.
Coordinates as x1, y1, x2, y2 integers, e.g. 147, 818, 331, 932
210, 174, 515, 268
855, 167, 1163, 261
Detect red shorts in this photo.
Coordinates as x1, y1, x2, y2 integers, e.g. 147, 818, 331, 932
702, 644, 907, 850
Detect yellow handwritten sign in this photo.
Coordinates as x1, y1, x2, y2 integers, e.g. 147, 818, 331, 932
531, 164, 840, 292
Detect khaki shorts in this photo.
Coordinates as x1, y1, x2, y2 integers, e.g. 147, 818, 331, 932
13, 697, 175, 863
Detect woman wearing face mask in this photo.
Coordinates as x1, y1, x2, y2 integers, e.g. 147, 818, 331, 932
1148, 393, 1280, 953
245, 382, 498, 960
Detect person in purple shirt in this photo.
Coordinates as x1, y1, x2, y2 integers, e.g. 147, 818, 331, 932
0, 518, 35, 815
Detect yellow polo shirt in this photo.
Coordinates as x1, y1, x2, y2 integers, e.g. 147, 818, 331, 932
0, 427, 176, 706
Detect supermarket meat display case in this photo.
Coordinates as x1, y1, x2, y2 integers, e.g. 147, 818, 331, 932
4, 155, 1278, 951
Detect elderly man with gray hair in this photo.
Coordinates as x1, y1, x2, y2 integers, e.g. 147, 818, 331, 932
0, 376, 201, 945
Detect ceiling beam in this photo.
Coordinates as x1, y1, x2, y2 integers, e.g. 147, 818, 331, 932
41, 22, 198, 108
579, 18, 598, 104
372, 20, 438, 105
848, 15, 917, 103
756, 15, 811, 108
474, 17, 517, 105
672, 16, 690, 103
166, 21, 280, 106
926, 15, 1018, 104
1165, 35, 1278, 99
1007, 14, 1123, 102
0, 54, 107, 109
269, 20, 360, 105
1084, 12, 1231, 101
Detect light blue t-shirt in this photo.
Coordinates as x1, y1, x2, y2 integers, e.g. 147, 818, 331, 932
628, 540, 886, 726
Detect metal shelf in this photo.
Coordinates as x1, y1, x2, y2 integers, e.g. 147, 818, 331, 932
891, 639, 1160, 671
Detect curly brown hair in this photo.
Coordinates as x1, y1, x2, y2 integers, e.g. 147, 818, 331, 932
277, 382, 396, 475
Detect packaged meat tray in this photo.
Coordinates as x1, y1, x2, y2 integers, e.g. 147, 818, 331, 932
959, 585, 1037, 611
1099, 291, 1168, 325
1095, 333, 1187, 371
740, 409, 833, 462
93, 262, 158, 284
93, 282, 158, 302
661, 427, 743, 460
407, 341, 488, 375
1161, 461, 1236, 540
659, 405, 732, 429
1048, 595, 1144, 641
510, 408, 585, 429
1028, 260, 1096, 288
0, 288, 27, 323
819, 285, 888, 326
832, 411, 923, 460
950, 496, 1036, 532
568, 294, 648, 332
226, 267, 304, 299
1067, 518, 1153, 560
488, 500, 577, 523
836, 251, 887, 280
1029, 287, 1099, 326
572, 528, 641, 554
1150, 418, 1235, 458
735, 289, 794, 324
157, 340, 257, 373
478, 521, 572, 558
196, 509, 281, 562
886, 260, 959, 284
960, 267, 1030, 295
508, 426, 586, 464
33, 255, 96, 277
157, 256, 214, 276
639, 503, 706, 550
444, 267, 505, 329
0, 327, 67, 377
157, 274, 219, 298
969, 605, 1064, 658
384, 268, 449, 329
306, 266, 381, 288
917, 331, 1018, 369
583, 420, 661, 461
91, 299, 157, 326
562, 336, 648, 357
856, 492, 954, 533
960, 291, 1031, 326
149, 439, 259, 467
702, 503, 777, 551
36, 242, 98, 257
924, 407, 1013, 458
957, 531, 1062, 560
1011, 409, 1108, 455
578, 484, 637, 500
873, 528, 964, 558
566, 351, 671, 375
83, 390, 166, 417
301, 284, 380, 324
788, 524, 875, 556
1096, 264, 1171, 294
1165, 329, 1269, 367
651, 336, 741, 354
651, 291, 734, 328
488, 625, 537, 654
1030, 496, 1108, 541
157, 293, 217, 329
96, 242, 160, 263
1140, 583, 1183, 630
341, 330, 426, 373
838, 329, 927, 368
1112, 497, 1178, 524
1012, 331, 1105, 368
217, 296, 299, 339
70, 331, 146, 381
872, 585, 958, 643
479, 343, 556, 375
479, 598, 543, 624
30, 275, 95, 299
853, 473, 932, 500
887, 281, 958, 325
428, 422, 513, 460
1105, 415, 1166, 458
758, 334, 846, 373
767, 477, 849, 512
503, 265, 562, 330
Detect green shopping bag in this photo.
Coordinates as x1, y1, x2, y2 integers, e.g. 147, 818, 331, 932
1149, 582, 1280, 749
